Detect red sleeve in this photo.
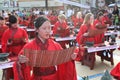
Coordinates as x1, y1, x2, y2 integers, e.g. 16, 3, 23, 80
13, 42, 32, 80
1, 29, 9, 52
21, 28, 29, 43
13, 61, 31, 80
76, 25, 87, 45
53, 21, 59, 35
51, 40, 77, 80
110, 62, 120, 79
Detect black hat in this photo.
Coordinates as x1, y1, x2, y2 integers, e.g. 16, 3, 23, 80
0, 53, 9, 61
9, 15, 17, 24
0, 16, 4, 20
34, 16, 49, 29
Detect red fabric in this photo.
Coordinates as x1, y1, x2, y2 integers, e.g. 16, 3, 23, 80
76, 24, 94, 45
93, 19, 106, 44
18, 17, 23, 25
2, 27, 28, 55
2, 27, 28, 80
53, 21, 70, 37
102, 15, 112, 26
28, 15, 36, 28
0, 25, 8, 43
74, 47, 82, 61
110, 62, 120, 79
13, 38, 77, 80
74, 18, 83, 28
20, 20, 29, 27
48, 15, 58, 25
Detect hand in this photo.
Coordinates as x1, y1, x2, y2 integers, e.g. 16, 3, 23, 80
83, 32, 89, 37
7, 39, 13, 46
71, 53, 77, 60
57, 27, 61, 30
18, 55, 29, 63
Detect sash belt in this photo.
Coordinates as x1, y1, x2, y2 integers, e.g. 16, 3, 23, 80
33, 67, 56, 76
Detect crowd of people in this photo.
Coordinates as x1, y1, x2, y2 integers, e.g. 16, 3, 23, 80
0, 5, 119, 80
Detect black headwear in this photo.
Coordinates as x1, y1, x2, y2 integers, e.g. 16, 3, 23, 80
96, 12, 103, 19
0, 16, 4, 20
34, 16, 49, 29
9, 15, 17, 24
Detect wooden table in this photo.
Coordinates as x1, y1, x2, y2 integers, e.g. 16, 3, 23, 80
81, 44, 119, 70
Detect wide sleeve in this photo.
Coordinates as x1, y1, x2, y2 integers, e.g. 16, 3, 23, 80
22, 28, 29, 43
52, 40, 77, 80
76, 25, 87, 45
1, 30, 9, 53
53, 22, 59, 35
110, 62, 120, 79
13, 43, 32, 80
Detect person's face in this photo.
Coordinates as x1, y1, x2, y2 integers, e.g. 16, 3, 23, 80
89, 15, 94, 24
0, 20, 4, 25
37, 21, 51, 40
11, 23, 18, 28
97, 0, 105, 7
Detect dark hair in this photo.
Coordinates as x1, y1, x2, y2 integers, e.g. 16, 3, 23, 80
9, 15, 17, 24
0, 16, 4, 20
96, 12, 103, 19
34, 16, 49, 29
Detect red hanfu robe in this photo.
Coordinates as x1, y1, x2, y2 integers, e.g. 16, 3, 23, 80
76, 24, 94, 61
1, 27, 28, 80
18, 17, 23, 25
76, 24, 94, 45
48, 15, 58, 25
53, 21, 70, 37
53, 21, 70, 48
74, 18, 83, 28
2, 27, 28, 56
110, 62, 120, 79
21, 20, 29, 27
13, 38, 77, 80
0, 25, 8, 43
0, 25, 8, 52
102, 15, 112, 26
93, 19, 106, 44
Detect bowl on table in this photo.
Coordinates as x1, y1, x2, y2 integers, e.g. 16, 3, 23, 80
0, 53, 9, 62
85, 42, 94, 47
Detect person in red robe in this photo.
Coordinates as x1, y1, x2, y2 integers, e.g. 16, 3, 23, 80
13, 16, 77, 80
93, 12, 107, 44
73, 11, 83, 28
93, 12, 108, 59
76, 13, 95, 61
47, 10, 58, 25
102, 10, 112, 26
53, 14, 70, 37
0, 16, 8, 44
0, 16, 8, 52
1, 15, 28, 80
53, 14, 70, 48
110, 62, 120, 79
